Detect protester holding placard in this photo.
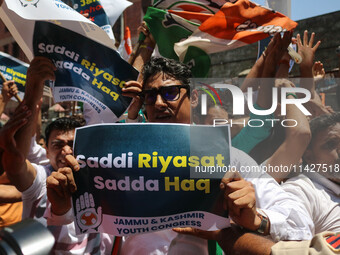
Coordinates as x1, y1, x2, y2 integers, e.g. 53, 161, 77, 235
34, 55, 315, 255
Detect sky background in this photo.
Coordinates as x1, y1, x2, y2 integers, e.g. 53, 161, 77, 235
253, 0, 340, 21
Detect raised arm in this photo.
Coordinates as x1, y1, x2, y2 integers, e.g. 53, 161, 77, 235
257, 31, 292, 109
129, 22, 156, 74
266, 79, 311, 182
122, 22, 156, 121
240, 31, 292, 93
240, 51, 266, 92
232, 33, 293, 154
2, 57, 55, 191
297, 30, 321, 99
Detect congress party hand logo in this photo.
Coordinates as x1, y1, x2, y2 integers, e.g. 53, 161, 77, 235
75, 192, 102, 233
18, 0, 40, 7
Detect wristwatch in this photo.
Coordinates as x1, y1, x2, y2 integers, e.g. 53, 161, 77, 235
255, 209, 269, 235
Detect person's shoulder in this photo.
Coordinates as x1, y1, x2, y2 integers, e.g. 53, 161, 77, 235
31, 163, 52, 178
282, 174, 316, 189
230, 147, 269, 178
230, 147, 255, 163
281, 174, 321, 204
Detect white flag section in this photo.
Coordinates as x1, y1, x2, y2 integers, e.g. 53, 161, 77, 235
71, 0, 132, 43
100, 0, 132, 27
0, 0, 138, 122
117, 27, 132, 61
265, 0, 291, 18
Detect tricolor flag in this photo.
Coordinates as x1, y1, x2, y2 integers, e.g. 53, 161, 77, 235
144, 7, 211, 77
174, 0, 298, 60
144, 1, 227, 77
152, 0, 227, 14
118, 27, 133, 61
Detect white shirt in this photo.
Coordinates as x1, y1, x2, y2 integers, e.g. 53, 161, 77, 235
119, 147, 313, 254
27, 135, 49, 165
21, 163, 50, 221
282, 172, 340, 234
234, 148, 313, 241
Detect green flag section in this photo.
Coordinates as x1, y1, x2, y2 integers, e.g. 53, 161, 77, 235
143, 7, 211, 77
184, 46, 210, 78
152, 0, 226, 14
144, 7, 196, 60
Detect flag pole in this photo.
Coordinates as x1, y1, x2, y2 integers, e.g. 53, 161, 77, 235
128, 36, 144, 65
125, 8, 146, 65
0, 70, 22, 102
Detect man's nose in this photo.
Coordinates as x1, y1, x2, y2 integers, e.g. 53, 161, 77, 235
62, 145, 73, 155
154, 94, 167, 110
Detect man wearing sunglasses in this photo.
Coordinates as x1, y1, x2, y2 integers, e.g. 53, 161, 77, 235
122, 57, 198, 124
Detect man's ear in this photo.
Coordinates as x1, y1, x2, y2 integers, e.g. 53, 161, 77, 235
191, 89, 198, 109
303, 148, 314, 165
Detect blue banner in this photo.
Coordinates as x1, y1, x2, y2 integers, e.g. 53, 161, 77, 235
70, 0, 114, 41
72, 124, 231, 236
33, 21, 139, 120
0, 51, 28, 97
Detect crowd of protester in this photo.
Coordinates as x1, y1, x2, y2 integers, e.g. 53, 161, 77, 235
0, 21, 339, 255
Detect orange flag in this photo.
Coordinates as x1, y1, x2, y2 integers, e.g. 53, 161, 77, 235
118, 27, 132, 61
174, 0, 297, 60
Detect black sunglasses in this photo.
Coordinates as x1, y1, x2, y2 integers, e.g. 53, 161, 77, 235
141, 85, 190, 105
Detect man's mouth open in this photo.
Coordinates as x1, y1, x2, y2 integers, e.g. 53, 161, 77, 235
155, 114, 172, 121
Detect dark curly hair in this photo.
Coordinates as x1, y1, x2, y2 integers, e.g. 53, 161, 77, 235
309, 112, 340, 146
45, 117, 84, 146
142, 57, 192, 97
